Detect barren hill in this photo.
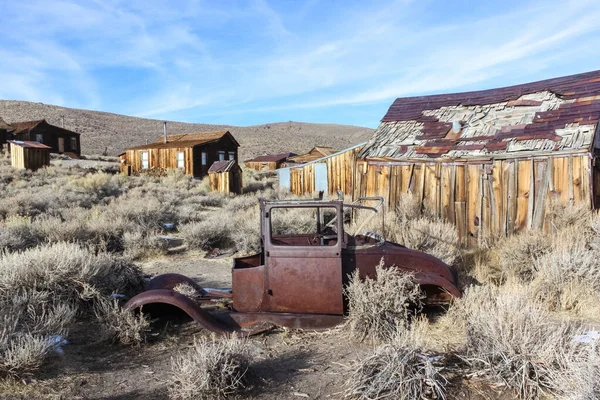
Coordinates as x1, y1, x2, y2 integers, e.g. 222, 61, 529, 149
0, 101, 374, 160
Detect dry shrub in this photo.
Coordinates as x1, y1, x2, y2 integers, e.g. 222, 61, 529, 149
546, 199, 592, 232
489, 230, 552, 281
0, 334, 56, 378
453, 283, 577, 399
393, 218, 460, 266
181, 218, 233, 251
94, 297, 149, 346
557, 346, 600, 400
0, 242, 143, 302
345, 344, 446, 400
345, 261, 423, 343
122, 230, 170, 260
531, 240, 600, 316
168, 335, 252, 400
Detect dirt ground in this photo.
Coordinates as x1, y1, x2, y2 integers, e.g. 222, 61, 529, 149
0, 251, 511, 400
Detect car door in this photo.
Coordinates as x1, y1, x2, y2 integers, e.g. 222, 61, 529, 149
262, 202, 344, 315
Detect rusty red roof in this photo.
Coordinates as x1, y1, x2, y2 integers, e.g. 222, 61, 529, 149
128, 131, 237, 151
246, 152, 297, 163
360, 69, 600, 160
208, 160, 237, 173
7, 140, 51, 149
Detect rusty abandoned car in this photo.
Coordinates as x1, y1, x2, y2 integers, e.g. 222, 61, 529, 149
125, 197, 461, 334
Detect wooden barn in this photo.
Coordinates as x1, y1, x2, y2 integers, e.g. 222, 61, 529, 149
244, 152, 296, 171
8, 140, 51, 171
208, 160, 243, 194
8, 120, 81, 157
121, 131, 239, 178
284, 146, 338, 166
0, 118, 11, 150
355, 69, 600, 242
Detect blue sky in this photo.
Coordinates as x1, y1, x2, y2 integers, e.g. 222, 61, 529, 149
1, 0, 600, 128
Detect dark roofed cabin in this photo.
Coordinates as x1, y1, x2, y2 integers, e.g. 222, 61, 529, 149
284, 147, 338, 166
8, 120, 81, 157
121, 131, 240, 178
244, 152, 297, 171
354, 69, 600, 243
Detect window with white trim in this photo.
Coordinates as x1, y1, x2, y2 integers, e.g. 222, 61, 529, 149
35, 134, 43, 143
228, 151, 235, 160
201, 152, 207, 165
176, 152, 185, 169
218, 151, 225, 161
70, 137, 77, 150
141, 151, 149, 169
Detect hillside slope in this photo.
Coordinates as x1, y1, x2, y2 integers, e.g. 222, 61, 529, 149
0, 101, 374, 159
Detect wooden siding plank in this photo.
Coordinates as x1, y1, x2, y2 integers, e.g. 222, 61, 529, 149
515, 159, 531, 232
532, 160, 549, 230
506, 161, 517, 235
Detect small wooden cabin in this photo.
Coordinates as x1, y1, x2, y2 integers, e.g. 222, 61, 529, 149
121, 131, 240, 178
356, 69, 600, 242
208, 160, 243, 194
9, 120, 81, 157
244, 152, 296, 171
284, 147, 338, 166
8, 140, 51, 171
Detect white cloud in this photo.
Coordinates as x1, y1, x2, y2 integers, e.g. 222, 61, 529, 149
1, 0, 600, 126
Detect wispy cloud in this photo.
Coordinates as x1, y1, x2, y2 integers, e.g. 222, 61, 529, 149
1, 0, 600, 127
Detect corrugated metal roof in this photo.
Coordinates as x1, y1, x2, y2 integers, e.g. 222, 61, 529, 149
128, 131, 236, 151
361, 69, 600, 160
7, 140, 51, 149
246, 152, 297, 162
208, 160, 236, 173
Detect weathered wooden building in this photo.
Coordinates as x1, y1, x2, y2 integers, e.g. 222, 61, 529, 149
121, 131, 240, 178
284, 146, 338, 166
355, 70, 600, 241
208, 160, 243, 194
279, 143, 366, 195
8, 140, 51, 171
0, 118, 11, 150
8, 120, 81, 157
244, 152, 296, 171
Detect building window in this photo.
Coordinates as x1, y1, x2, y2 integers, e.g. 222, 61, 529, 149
70, 137, 77, 150
201, 152, 207, 165
141, 151, 149, 169
35, 134, 43, 143
228, 151, 235, 161
218, 151, 225, 161
176, 152, 185, 169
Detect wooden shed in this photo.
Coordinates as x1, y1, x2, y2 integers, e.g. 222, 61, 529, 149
244, 152, 296, 171
8, 140, 51, 171
356, 69, 600, 242
8, 120, 81, 157
121, 131, 240, 178
284, 146, 338, 166
208, 160, 243, 194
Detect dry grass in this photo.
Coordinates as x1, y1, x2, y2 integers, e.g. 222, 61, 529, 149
168, 335, 253, 400
173, 283, 201, 300
344, 344, 447, 400
344, 261, 424, 343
